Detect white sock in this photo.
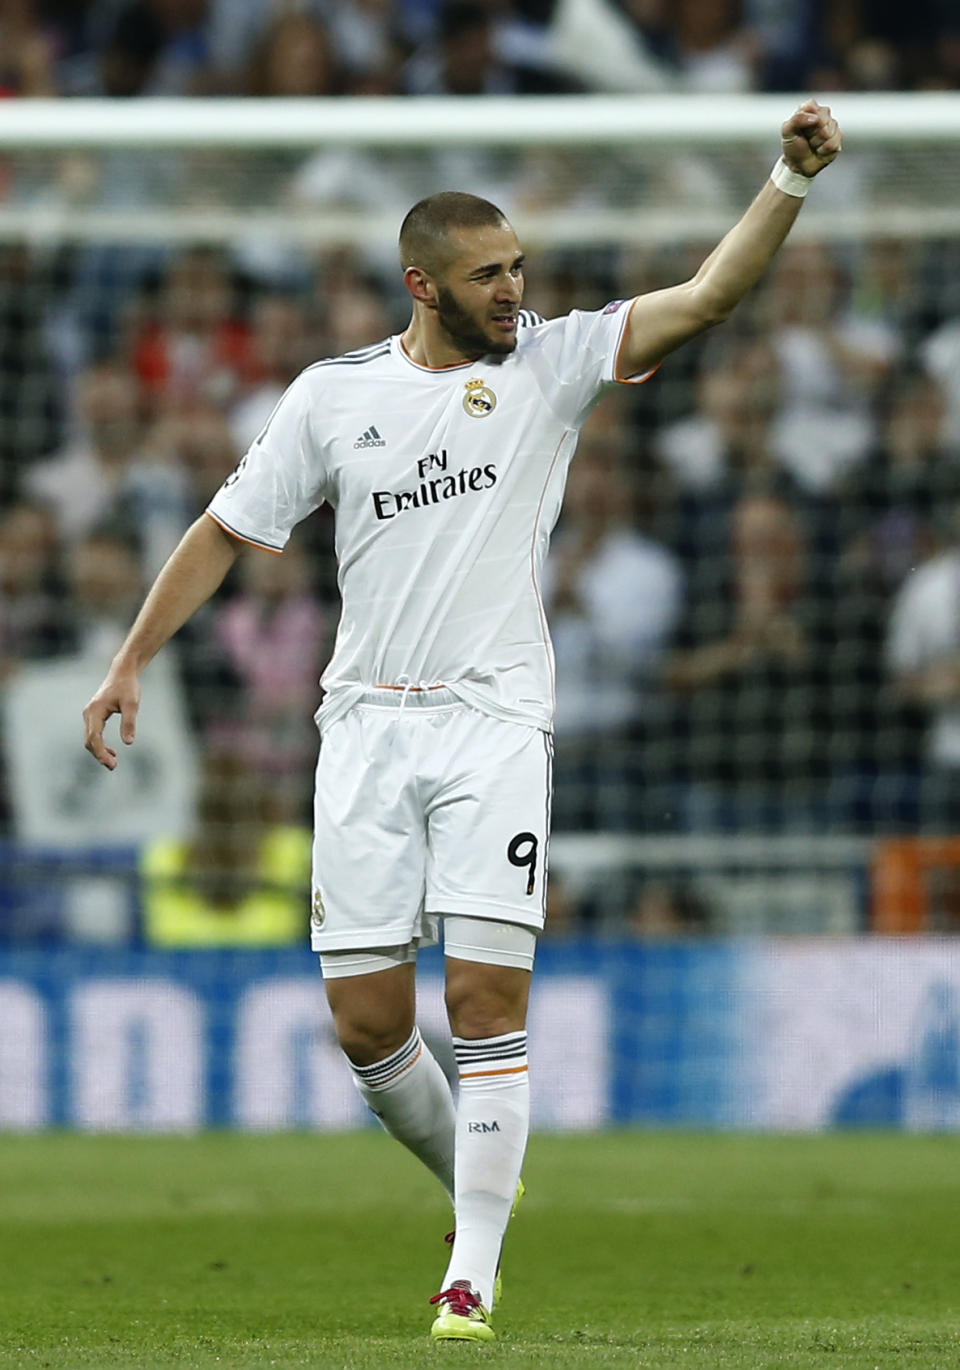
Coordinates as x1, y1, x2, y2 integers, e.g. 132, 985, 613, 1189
442, 1031, 529, 1309
349, 1027, 455, 1200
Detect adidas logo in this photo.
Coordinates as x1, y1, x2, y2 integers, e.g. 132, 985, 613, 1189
354, 425, 386, 449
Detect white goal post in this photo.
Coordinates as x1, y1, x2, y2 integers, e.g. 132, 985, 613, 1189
1, 93, 959, 246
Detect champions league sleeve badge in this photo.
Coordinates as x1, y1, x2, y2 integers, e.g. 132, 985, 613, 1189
463, 378, 497, 418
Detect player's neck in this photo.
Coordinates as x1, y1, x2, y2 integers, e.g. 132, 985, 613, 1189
401, 318, 482, 371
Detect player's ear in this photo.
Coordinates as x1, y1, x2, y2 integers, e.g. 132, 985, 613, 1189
403, 265, 437, 308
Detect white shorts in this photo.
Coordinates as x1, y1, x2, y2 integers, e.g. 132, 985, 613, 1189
310, 689, 552, 954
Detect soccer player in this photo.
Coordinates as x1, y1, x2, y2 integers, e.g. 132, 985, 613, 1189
83, 99, 842, 1342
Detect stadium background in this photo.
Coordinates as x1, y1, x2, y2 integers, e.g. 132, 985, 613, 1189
2, 1, 960, 1136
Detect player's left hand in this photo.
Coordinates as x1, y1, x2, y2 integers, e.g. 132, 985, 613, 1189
781, 98, 842, 177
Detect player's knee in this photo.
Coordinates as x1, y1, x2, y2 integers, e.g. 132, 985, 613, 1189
445, 973, 528, 1040
325, 963, 416, 1066
448, 1005, 520, 1041
331, 1011, 414, 1067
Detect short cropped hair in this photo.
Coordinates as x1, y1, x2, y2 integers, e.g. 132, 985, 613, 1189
398, 191, 508, 275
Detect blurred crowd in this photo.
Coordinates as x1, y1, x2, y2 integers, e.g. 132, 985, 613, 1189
0, 0, 958, 99
4, 229, 960, 854
1, 1, 960, 943
4, 229, 960, 941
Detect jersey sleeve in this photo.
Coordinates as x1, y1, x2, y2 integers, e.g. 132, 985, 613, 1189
526, 299, 656, 428
206, 371, 327, 552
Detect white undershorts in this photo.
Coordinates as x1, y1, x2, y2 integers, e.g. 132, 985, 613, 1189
318, 914, 537, 979
310, 689, 552, 954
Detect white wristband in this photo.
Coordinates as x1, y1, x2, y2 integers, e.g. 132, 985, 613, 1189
770, 156, 812, 198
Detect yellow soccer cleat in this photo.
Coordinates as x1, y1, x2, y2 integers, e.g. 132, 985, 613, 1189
429, 1281, 495, 1343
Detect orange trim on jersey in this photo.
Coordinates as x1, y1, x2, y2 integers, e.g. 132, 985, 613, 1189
458, 1065, 529, 1080
374, 682, 447, 691
398, 336, 477, 373
204, 509, 283, 555
613, 296, 663, 386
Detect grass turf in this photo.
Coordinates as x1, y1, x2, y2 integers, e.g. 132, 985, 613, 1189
0, 1132, 958, 1369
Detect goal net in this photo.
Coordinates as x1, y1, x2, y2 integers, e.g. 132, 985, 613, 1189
2, 93, 959, 941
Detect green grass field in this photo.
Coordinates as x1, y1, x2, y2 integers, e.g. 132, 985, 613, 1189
1, 1132, 958, 1370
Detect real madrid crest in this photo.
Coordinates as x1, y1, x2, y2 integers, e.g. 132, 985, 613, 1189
311, 889, 325, 928
463, 377, 497, 418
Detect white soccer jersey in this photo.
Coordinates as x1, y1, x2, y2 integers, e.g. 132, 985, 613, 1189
206, 300, 651, 732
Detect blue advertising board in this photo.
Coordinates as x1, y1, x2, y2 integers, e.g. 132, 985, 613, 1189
1, 941, 959, 1132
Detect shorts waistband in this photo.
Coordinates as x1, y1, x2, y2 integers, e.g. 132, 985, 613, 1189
357, 685, 461, 710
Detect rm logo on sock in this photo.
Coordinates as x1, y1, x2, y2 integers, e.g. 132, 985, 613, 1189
467, 1121, 501, 1133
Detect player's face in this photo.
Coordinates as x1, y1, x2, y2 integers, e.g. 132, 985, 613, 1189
434, 223, 524, 357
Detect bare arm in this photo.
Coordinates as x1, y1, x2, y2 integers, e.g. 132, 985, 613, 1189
82, 514, 241, 769
618, 99, 843, 377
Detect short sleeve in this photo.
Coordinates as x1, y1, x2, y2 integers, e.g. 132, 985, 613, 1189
524, 300, 655, 428
206, 371, 327, 552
